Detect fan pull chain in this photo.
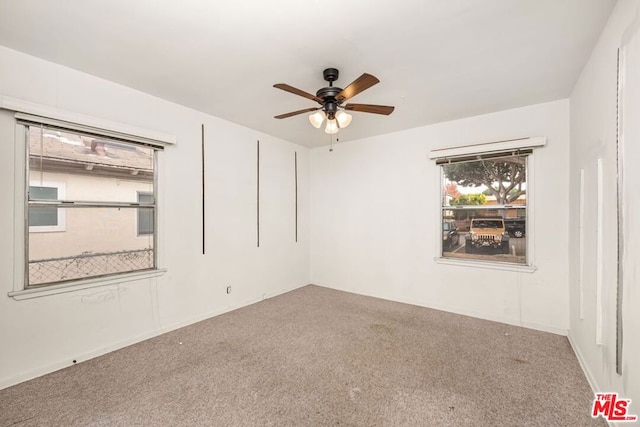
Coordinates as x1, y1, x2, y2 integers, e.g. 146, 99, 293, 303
329, 131, 340, 152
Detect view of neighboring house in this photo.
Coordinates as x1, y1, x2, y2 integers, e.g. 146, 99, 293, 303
27, 127, 155, 285
485, 194, 526, 218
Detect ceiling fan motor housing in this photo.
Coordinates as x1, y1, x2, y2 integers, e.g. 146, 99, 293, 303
318, 69, 342, 119
323, 68, 339, 83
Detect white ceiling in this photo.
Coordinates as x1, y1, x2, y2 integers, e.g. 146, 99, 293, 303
0, 0, 616, 147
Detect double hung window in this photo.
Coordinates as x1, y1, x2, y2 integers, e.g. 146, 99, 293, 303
431, 137, 545, 267
440, 153, 529, 265
24, 122, 159, 287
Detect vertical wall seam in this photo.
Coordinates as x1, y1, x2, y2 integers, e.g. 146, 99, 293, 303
257, 140, 260, 248
201, 124, 205, 255
295, 151, 298, 243
615, 46, 625, 375
595, 158, 604, 346
579, 168, 585, 320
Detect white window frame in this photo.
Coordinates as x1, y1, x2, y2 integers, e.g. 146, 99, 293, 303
430, 137, 545, 273
28, 180, 66, 233
2, 99, 172, 300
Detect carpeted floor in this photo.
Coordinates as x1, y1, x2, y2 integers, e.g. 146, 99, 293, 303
1, 285, 603, 426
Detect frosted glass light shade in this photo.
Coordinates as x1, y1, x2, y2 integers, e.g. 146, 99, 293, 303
309, 110, 326, 128
325, 119, 339, 134
335, 110, 352, 128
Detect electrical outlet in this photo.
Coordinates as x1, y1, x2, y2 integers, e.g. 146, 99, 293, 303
226, 286, 232, 294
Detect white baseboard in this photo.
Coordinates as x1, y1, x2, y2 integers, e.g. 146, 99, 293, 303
0, 282, 306, 390
567, 333, 600, 394
566, 333, 620, 427
312, 282, 569, 336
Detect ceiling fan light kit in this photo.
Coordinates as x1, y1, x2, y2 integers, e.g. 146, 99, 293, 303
335, 110, 352, 127
325, 119, 339, 134
274, 68, 395, 135
308, 110, 326, 129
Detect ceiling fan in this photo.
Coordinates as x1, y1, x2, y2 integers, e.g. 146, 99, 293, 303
273, 68, 394, 134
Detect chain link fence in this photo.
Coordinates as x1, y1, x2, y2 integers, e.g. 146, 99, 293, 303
29, 248, 154, 285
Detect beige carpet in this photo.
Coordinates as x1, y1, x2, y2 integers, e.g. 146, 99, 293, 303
1, 285, 603, 426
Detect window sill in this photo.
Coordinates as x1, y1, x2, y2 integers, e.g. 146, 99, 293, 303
8, 269, 167, 300
434, 257, 537, 273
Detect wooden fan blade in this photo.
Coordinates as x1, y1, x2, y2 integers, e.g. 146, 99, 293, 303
274, 84, 323, 103
274, 107, 320, 119
344, 103, 395, 115
335, 73, 380, 102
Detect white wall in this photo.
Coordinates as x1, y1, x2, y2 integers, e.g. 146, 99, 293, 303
310, 99, 570, 334
0, 45, 310, 389
569, 0, 640, 420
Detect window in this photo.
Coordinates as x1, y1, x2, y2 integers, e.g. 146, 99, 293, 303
137, 192, 154, 236
441, 154, 528, 264
28, 182, 66, 232
431, 137, 545, 267
25, 123, 159, 287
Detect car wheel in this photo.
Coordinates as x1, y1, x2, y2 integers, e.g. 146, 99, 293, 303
514, 230, 524, 238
